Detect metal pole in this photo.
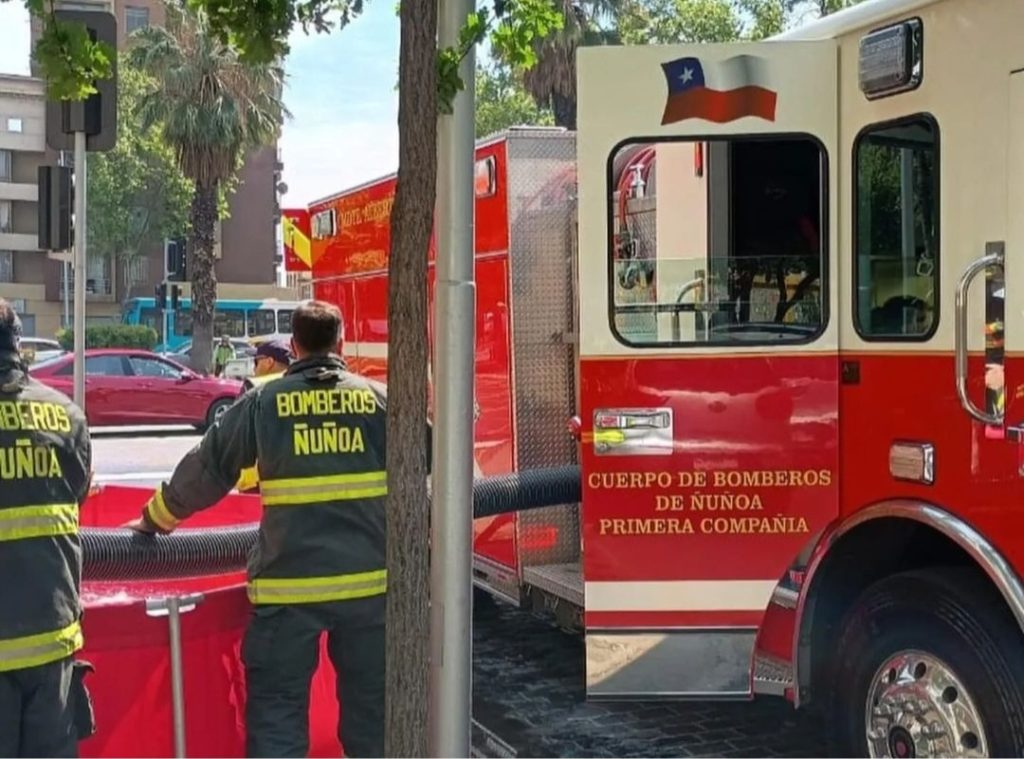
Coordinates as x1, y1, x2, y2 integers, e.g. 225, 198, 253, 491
146, 594, 203, 758
163, 239, 171, 350
429, 0, 476, 753
59, 151, 70, 328
72, 131, 87, 410
166, 597, 187, 758
62, 262, 70, 328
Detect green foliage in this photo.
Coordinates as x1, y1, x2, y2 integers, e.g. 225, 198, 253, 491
437, 2, 565, 114
56, 324, 158, 351
87, 55, 193, 274
475, 62, 553, 137
190, 0, 365, 63
619, 0, 742, 44
21, 0, 115, 100
12, 0, 562, 113
437, 9, 492, 115
619, 0, 867, 44
489, 0, 566, 69
128, 4, 289, 188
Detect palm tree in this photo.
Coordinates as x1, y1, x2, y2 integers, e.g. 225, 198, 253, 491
516, 0, 622, 129
128, 3, 288, 373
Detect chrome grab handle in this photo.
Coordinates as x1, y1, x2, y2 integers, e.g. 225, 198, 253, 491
955, 248, 1004, 426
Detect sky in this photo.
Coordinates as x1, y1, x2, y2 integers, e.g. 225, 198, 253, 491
0, 0, 402, 207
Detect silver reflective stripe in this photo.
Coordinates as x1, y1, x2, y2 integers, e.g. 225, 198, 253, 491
0, 504, 78, 542
0, 621, 83, 672
253, 577, 386, 599
247, 569, 388, 605
261, 472, 387, 505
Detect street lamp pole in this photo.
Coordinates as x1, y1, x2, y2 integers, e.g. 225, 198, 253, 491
429, 0, 477, 753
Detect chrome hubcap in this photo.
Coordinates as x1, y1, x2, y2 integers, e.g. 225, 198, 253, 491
866, 650, 988, 758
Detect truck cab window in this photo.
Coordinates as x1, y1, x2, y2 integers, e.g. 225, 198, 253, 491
608, 137, 826, 346
854, 115, 939, 339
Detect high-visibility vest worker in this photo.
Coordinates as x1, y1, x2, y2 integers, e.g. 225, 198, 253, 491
235, 339, 292, 493
0, 298, 94, 758
127, 300, 430, 758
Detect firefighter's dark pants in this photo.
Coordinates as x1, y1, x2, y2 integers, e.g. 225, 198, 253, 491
0, 658, 76, 758
242, 597, 385, 758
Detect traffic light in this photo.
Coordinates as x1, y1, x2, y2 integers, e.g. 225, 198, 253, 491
37, 165, 73, 251
169, 284, 180, 312
155, 283, 167, 310
44, 10, 118, 153
166, 237, 187, 281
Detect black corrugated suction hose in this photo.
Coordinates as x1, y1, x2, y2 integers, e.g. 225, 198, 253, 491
81, 465, 581, 581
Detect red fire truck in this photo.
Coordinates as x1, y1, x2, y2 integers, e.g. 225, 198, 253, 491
307, 0, 1024, 754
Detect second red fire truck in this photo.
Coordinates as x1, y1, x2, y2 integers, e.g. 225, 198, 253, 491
301, 0, 1024, 754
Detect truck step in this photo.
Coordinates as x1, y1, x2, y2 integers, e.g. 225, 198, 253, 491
523, 562, 584, 607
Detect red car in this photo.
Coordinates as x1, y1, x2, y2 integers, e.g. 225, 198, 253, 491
30, 349, 242, 429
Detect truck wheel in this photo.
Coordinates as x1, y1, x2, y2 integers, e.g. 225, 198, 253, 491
828, 567, 1024, 758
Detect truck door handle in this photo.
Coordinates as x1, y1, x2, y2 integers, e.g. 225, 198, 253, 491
955, 244, 1004, 426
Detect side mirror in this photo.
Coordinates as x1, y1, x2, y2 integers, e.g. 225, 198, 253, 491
177, 371, 197, 384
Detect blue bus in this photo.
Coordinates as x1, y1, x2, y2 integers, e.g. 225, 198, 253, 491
123, 297, 301, 351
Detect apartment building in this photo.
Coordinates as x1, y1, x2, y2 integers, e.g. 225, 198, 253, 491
0, 0, 290, 337
0, 73, 49, 336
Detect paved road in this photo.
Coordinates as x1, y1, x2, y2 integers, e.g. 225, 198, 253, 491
472, 600, 828, 758
91, 425, 200, 488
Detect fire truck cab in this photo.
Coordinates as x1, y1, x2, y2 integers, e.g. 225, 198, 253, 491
577, 0, 1024, 755
308, 0, 1024, 754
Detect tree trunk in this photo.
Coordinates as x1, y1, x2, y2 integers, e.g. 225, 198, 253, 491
552, 91, 576, 129
384, 0, 437, 755
189, 182, 219, 374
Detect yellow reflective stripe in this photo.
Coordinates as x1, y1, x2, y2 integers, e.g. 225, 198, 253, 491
248, 372, 283, 387
0, 621, 83, 672
0, 503, 78, 542
248, 569, 387, 605
261, 470, 387, 506
146, 489, 179, 531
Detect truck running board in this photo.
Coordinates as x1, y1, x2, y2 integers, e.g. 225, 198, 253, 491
585, 629, 756, 700
522, 562, 584, 607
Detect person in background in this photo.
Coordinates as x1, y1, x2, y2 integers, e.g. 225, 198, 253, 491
235, 338, 293, 493
242, 338, 292, 394
126, 301, 429, 757
0, 298, 94, 757
213, 335, 234, 377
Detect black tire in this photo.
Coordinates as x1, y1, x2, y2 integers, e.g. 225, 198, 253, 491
828, 567, 1024, 758
200, 398, 233, 431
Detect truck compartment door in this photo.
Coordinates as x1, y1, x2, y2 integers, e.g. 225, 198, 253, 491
576, 40, 839, 698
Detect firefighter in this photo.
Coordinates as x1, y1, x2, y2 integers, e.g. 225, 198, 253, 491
126, 300, 426, 758
0, 298, 94, 758
235, 338, 293, 493
242, 337, 292, 393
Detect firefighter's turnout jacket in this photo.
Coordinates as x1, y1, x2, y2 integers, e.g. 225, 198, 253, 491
143, 355, 405, 609
0, 350, 92, 672
235, 371, 284, 493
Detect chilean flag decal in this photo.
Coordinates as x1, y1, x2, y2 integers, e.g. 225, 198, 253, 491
660, 55, 777, 125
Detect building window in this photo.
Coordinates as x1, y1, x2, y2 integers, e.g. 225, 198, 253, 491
125, 6, 150, 34
5, 118, 22, 133
608, 137, 826, 347
0, 251, 13, 283
0, 201, 11, 233
854, 115, 939, 340
0, 150, 11, 182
